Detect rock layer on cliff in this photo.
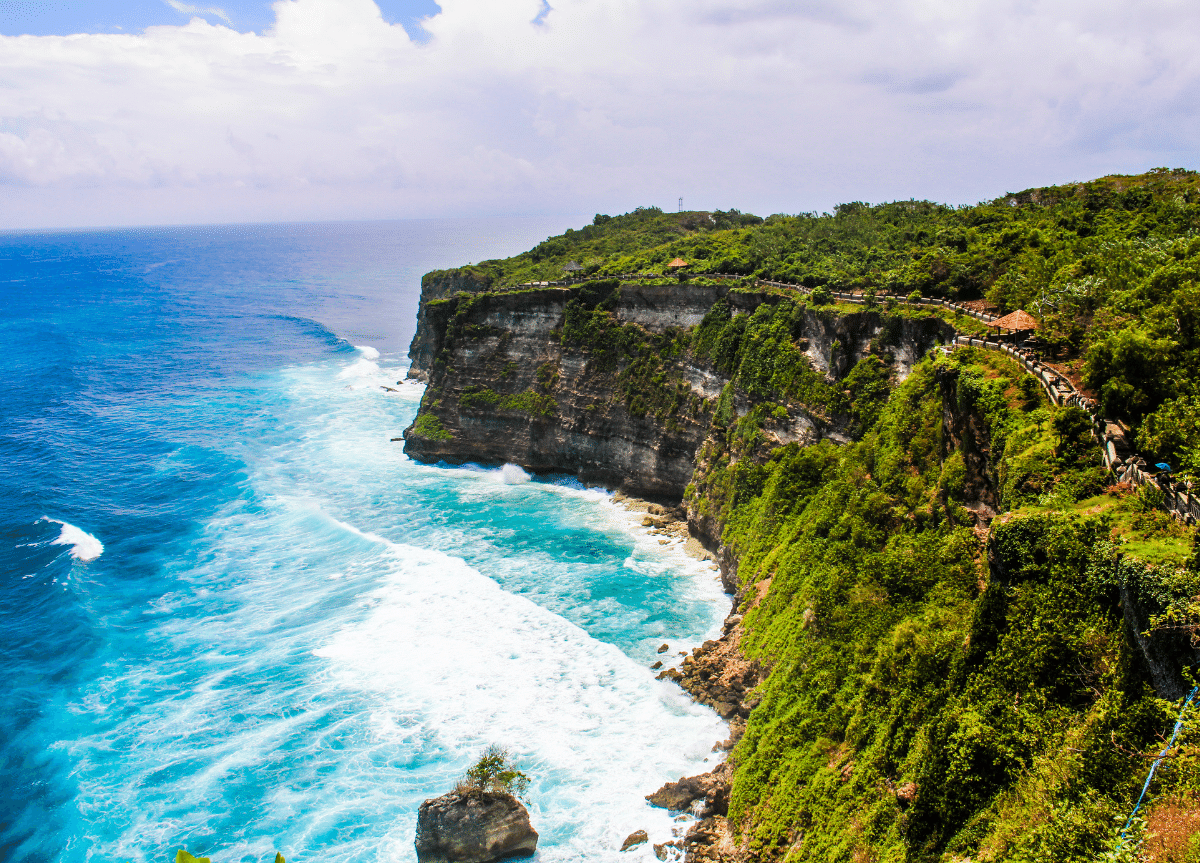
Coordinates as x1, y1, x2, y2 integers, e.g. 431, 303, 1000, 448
403, 281, 951, 501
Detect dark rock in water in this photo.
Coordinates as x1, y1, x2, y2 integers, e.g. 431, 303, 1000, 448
646, 764, 731, 817
657, 643, 670, 654
646, 776, 707, 811
415, 791, 538, 863
620, 830, 648, 851
653, 841, 681, 861
650, 660, 663, 670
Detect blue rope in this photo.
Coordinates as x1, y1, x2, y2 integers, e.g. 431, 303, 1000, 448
1118, 685, 1200, 849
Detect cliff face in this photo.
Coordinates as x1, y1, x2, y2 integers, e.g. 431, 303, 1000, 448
407, 268, 495, 382
400, 277, 1200, 863
402, 282, 952, 501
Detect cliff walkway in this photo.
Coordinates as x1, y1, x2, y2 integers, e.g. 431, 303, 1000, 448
756, 278, 1200, 524
512, 271, 1197, 522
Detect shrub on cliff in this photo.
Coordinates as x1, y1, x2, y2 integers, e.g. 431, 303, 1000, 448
808, 285, 832, 305
410, 413, 454, 442
1052, 405, 1096, 467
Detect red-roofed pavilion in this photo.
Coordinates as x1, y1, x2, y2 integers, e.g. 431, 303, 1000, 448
988, 309, 1039, 332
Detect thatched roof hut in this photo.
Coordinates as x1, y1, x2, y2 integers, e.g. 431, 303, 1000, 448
667, 258, 689, 269
988, 309, 1039, 332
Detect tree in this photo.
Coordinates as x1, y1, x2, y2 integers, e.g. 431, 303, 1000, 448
1136, 395, 1200, 474
1083, 325, 1176, 421
455, 746, 531, 799
1052, 405, 1095, 467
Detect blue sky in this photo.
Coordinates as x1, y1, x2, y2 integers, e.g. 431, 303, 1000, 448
0, 0, 441, 39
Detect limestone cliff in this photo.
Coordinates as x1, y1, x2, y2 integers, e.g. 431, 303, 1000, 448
407, 267, 496, 383
403, 281, 953, 502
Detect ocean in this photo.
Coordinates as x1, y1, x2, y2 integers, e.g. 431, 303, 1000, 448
0, 220, 730, 863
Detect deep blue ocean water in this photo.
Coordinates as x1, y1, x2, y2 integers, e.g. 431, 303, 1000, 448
0, 220, 729, 863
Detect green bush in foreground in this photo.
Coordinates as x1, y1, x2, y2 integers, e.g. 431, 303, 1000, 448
174, 851, 283, 863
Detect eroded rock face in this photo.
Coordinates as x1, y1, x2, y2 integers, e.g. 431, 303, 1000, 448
415, 791, 538, 863
402, 283, 950, 501
658, 613, 764, 722
407, 269, 495, 383
646, 763, 731, 817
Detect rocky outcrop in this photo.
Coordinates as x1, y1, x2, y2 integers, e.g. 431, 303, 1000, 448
621, 830, 649, 851
646, 762, 732, 818
408, 268, 495, 382
682, 816, 739, 863
656, 614, 763, 723
415, 791, 538, 863
645, 609, 762, 862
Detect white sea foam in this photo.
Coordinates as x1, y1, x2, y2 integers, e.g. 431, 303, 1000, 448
354, 345, 381, 360
63, 353, 729, 863
313, 530, 725, 861
337, 357, 381, 380
41, 517, 104, 562
500, 463, 532, 484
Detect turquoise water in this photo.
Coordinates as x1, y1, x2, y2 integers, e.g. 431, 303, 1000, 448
0, 221, 729, 863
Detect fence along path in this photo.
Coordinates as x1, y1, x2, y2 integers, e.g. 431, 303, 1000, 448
757, 280, 1200, 524
512, 271, 1196, 521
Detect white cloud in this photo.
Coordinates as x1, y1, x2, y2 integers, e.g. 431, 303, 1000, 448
165, 0, 234, 27
0, 0, 1198, 227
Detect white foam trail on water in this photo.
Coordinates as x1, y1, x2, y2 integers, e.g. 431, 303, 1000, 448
41, 517, 104, 562
500, 463, 532, 484
338, 357, 381, 380
62, 350, 730, 863
314, 521, 725, 861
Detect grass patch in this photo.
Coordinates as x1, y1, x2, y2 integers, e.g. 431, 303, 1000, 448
410, 414, 453, 442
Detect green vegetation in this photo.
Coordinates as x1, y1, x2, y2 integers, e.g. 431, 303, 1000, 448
694, 299, 831, 405
408, 170, 1200, 862
454, 745, 531, 800
174, 850, 284, 863
410, 413, 454, 441
459, 386, 555, 417
686, 348, 1197, 862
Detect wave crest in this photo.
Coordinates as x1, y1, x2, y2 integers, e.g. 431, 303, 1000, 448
41, 518, 104, 562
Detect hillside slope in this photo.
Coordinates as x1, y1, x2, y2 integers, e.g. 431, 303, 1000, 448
402, 172, 1200, 863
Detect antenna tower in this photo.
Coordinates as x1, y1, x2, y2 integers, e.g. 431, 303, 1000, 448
678, 196, 683, 213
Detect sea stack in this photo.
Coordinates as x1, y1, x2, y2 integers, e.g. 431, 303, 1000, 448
415, 790, 538, 863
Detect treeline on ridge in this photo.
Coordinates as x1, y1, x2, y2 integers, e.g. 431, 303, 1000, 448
432, 167, 1200, 483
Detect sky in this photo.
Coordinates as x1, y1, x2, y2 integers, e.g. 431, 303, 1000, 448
0, 0, 1197, 229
